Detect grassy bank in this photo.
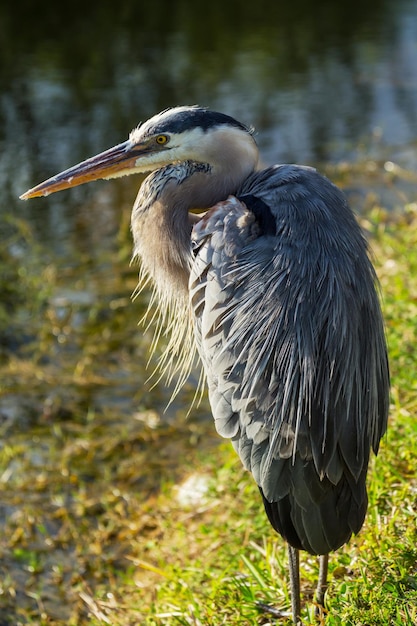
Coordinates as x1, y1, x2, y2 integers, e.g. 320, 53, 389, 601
0, 180, 416, 625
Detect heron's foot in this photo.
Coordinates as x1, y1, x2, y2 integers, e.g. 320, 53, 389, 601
256, 601, 305, 624
314, 601, 328, 624
255, 601, 288, 619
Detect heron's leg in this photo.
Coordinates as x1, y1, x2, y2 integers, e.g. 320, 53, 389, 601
287, 544, 302, 625
316, 553, 329, 608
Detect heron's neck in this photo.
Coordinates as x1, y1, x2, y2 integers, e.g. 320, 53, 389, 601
131, 198, 191, 302
131, 158, 255, 301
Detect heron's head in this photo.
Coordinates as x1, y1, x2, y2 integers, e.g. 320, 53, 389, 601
20, 106, 259, 200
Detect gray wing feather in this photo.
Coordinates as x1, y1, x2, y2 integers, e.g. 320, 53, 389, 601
190, 165, 389, 554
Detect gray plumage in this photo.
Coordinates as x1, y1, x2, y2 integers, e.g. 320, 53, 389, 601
190, 164, 389, 555
20, 105, 390, 623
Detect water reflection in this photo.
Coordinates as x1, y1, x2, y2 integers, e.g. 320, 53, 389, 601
2, 0, 417, 204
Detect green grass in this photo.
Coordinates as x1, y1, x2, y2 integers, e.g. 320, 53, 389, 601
1, 195, 417, 625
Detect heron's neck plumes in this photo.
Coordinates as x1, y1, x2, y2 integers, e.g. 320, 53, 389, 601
131, 162, 206, 297
130, 162, 212, 391
130, 128, 258, 390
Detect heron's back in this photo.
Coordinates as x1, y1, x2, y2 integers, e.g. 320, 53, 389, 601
190, 164, 389, 555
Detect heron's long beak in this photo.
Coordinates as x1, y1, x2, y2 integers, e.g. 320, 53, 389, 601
20, 140, 150, 200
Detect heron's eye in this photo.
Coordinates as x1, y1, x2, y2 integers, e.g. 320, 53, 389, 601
155, 134, 169, 145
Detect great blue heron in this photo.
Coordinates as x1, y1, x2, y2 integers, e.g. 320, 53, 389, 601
21, 105, 389, 624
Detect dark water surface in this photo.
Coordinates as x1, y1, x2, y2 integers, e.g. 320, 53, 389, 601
1, 0, 417, 418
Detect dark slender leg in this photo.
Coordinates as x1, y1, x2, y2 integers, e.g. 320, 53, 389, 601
287, 544, 302, 625
316, 553, 329, 608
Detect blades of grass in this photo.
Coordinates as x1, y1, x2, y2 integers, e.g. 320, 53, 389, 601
240, 553, 271, 590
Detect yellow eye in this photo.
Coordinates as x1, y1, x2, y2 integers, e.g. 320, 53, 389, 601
155, 134, 169, 145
